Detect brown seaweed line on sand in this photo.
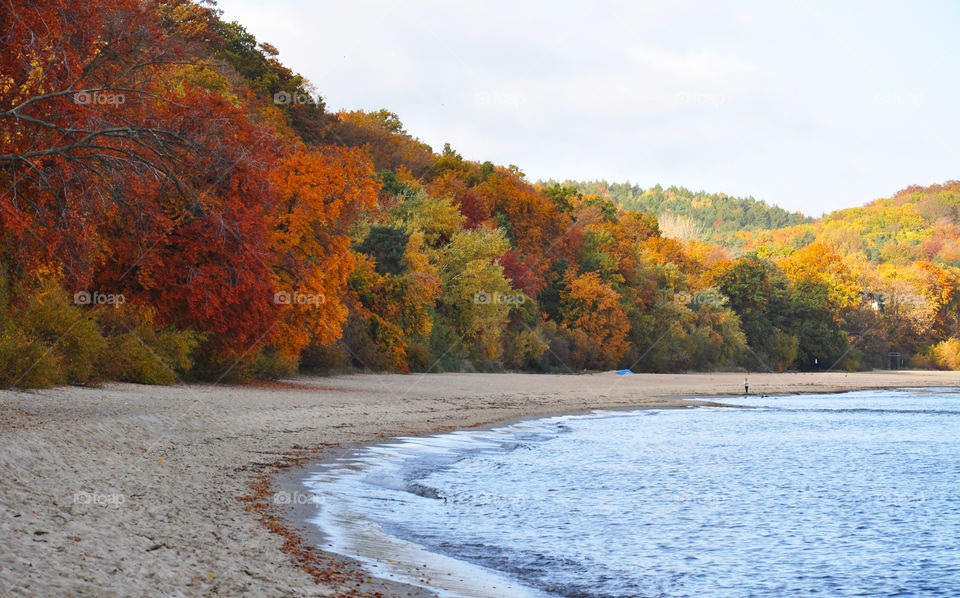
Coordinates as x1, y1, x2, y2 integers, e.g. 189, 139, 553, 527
238, 442, 385, 598
238, 421, 503, 597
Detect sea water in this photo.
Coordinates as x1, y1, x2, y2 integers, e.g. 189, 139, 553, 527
305, 389, 960, 597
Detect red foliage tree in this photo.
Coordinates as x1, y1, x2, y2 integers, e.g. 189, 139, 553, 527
0, 0, 288, 364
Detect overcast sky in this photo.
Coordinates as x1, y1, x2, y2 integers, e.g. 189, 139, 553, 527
218, 0, 959, 215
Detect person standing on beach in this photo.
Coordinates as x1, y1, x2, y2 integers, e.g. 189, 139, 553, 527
744, 377, 750, 395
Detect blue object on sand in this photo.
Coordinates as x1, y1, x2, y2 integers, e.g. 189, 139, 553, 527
613, 369, 634, 375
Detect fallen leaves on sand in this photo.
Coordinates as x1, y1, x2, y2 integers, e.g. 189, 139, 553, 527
238, 443, 384, 598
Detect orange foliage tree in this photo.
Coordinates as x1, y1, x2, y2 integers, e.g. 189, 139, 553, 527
268, 146, 379, 360
560, 271, 630, 368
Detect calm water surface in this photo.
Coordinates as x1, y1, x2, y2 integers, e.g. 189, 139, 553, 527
307, 389, 960, 597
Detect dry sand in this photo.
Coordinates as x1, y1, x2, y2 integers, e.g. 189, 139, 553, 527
1, 370, 958, 597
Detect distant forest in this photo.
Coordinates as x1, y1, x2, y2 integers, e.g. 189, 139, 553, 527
553, 180, 813, 243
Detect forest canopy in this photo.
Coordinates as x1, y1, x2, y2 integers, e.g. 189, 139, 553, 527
2, 0, 958, 388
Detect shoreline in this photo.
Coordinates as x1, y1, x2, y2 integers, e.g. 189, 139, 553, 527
277, 404, 709, 598
1, 371, 958, 596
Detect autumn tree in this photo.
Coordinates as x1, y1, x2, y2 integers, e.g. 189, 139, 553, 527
431, 228, 517, 364
267, 146, 379, 364
1, 0, 195, 283
715, 257, 797, 371
559, 271, 630, 369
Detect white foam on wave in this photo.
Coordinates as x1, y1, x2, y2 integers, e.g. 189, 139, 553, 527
303, 408, 669, 597
304, 426, 561, 596
315, 489, 547, 598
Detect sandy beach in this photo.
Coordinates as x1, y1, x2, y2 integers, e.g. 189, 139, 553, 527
1, 370, 957, 597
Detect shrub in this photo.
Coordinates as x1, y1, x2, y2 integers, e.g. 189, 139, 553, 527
98, 306, 200, 385
0, 326, 60, 389
763, 329, 799, 372
300, 341, 351, 374
253, 349, 299, 380
0, 270, 199, 388
189, 351, 257, 383
500, 328, 548, 370
933, 338, 960, 370
13, 281, 106, 385
405, 342, 433, 372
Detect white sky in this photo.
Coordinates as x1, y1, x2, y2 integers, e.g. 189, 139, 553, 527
217, 0, 960, 215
